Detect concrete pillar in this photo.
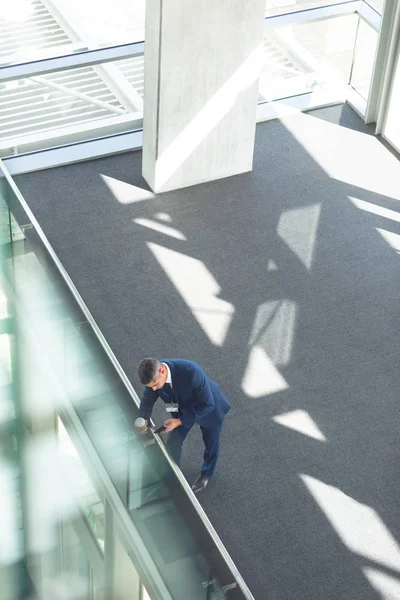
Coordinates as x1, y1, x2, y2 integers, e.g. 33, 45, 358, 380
142, 0, 266, 193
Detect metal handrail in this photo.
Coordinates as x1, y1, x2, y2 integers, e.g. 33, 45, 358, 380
0, 158, 255, 600
0, 41, 144, 82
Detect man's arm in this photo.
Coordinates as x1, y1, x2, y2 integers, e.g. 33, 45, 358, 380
139, 386, 158, 422
180, 368, 215, 428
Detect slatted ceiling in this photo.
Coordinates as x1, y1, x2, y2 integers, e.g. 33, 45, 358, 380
0, 101, 120, 141
0, 5, 144, 153
0, 20, 60, 34
0, 3, 63, 28
0, 98, 119, 118
2, 70, 115, 96
0, 1, 71, 62
97, 96, 122, 106
43, 68, 123, 95
51, 75, 109, 88
0, 86, 120, 110
263, 38, 303, 78
0, 95, 114, 121
61, 81, 112, 92
2, 110, 109, 139
0, 98, 76, 116
1, 38, 67, 57
0, 40, 133, 142
115, 57, 145, 97
5, 116, 109, 140
0, 98, 106, 121
1, 30, 67, 45
51, 69, 98, 83
0, 12, 54, 27
0, 101, 106, 124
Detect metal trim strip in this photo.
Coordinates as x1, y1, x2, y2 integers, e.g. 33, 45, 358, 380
0, 42, 144, 82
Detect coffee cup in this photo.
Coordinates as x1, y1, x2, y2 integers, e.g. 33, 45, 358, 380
135, 417, 148, 433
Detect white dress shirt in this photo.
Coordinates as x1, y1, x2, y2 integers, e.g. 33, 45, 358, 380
163, 362, 173, 387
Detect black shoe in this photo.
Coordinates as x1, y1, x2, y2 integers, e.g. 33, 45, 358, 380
191, 473, 209, 494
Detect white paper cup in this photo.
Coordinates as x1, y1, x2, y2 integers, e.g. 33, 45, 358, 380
135, 417, 148, 433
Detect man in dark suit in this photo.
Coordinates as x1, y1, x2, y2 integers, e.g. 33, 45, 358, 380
138, 357, 231, 493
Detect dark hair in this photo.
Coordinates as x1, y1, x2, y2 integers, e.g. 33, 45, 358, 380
138, 357, 160, 385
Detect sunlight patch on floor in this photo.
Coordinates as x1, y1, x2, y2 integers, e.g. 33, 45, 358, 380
273, 409, 326, 441
349, 197, 400, 222
249, 299, 296, 366
147, 243, 234, 346
267, 259, 278, 271
154, 212, 172, 222
301, 474, 400, 572
133, 218, 187, 240
376, 228, 400, 254
101, 174, 154, 204
277, 204, 321, 269
242, 345, 288, 398
282, 111, 400, 201
363, 567, 400, 599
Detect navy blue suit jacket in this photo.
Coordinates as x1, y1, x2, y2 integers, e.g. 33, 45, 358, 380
139, 359, 231, 429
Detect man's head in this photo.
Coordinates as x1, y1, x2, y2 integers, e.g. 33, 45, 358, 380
138, 358, 168, 391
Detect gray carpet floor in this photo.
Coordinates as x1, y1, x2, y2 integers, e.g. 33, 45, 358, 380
16, 104, 400, 600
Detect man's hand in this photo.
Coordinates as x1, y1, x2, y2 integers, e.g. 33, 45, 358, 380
164, 418, 182, 432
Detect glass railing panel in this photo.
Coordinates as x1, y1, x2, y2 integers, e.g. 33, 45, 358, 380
0, 185, 106, 599
382, 46, 400, 153
0, 0, 145, 67
265, 0, 356, 17
0, 163, 254, 599
57, 416, 106, 551
0, 54, 144, 158
364, 0, 384, 14
0, 183, 25, 600
350, 17, 379, 101
260, 13, 358, 102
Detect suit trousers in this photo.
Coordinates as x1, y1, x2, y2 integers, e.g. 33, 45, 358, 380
167, 421, 222, 478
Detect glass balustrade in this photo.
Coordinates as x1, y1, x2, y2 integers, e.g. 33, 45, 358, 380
260, 11, 379, 103
0, 161, 254, 600
349, 16, 379, 101
382, 44, 400, 153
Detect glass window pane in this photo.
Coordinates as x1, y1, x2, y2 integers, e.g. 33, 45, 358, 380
259, 14, 358, 102
0, 55, 144, 158
0, 0, 145, 66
